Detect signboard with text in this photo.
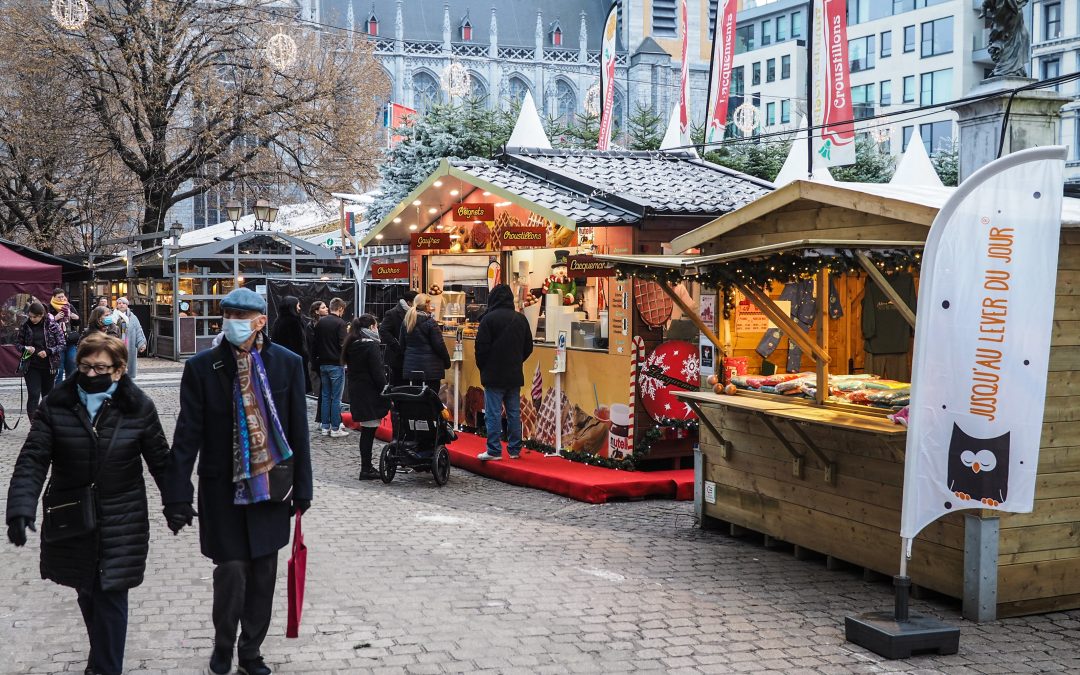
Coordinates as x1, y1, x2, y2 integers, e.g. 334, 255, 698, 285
499, 226, 546, 248
411, 232, 452, 250
567, 255, 617, 277
451, 202, 496, 222
370, 262, 409, 279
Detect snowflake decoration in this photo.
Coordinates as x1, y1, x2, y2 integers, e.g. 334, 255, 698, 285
638, 350, 669, 402
441, 62, 471, 97
584, 83, 601, 116
52, 0, 89, 30
265, 30, 299, 70
681, 352, 700, 383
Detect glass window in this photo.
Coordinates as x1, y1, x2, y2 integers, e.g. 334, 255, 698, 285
902, 125, 914, 151
762, 19, 772, 46
920, 120, 954, 154
850, 36, 875, 72
880, 80, 892, 105
903, 75, 915, 103
736, 25, 755, 54
766, 102, 776, 126
412, 71, 443, 113
781, 99, 791, 124
881, 31, 892, 58
781, 54, 791, 80
848, 0, 868, 24
552, 79, 576, 125
1042, 58, 1061, 89
791, 11, 803, 38
776, 15, 788, 41
852, 84, 874, 120
752, 61, 761, 86
920, 68, 952, 106
1044, 2, 1062, 40
766, 58, 776, 83
731, 66, 745, 96
904, 25, 915, 53
921, 17, 954, 57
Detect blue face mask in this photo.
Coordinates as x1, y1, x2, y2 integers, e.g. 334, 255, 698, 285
222, 318, 255, 346
102, 315, 115, 326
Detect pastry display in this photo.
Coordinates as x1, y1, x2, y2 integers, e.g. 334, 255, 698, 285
470, 222, 491, 249
492, 211, 521, 250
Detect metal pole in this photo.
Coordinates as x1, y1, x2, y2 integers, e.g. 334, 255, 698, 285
805, 9, 814, 179
895, 536, 911, 621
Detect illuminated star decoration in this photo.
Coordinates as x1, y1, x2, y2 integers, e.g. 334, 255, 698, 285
52, 0, 89, 30
265, 30, 299, 70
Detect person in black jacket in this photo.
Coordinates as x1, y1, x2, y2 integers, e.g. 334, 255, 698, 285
15, 302, 66, 418
379, 288, 418, 385
162, 288, 312, 675
271, 296, 310, 391
343, 315, 390, 480
474, 284, 534, 461
399, 293, 450, 390
6, 333, 170, 675
313, 297, 350, 437
306, 300, 328, 422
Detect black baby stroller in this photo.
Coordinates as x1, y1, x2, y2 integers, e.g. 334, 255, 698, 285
380, 375, 455, 486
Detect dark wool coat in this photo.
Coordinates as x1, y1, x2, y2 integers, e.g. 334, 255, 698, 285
271, 312, 309, 375
345, 337, 390, 423
379, 302, 408, 380
5, 376, 169, 591
475, 286, 534, 390
399, 314, 450, 382
163, 338, 312, 562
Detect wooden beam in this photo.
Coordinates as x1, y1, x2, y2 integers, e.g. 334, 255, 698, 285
855, 251, 917, 329
736, 282, 831, 364
815, 268, 829, 405
669, 182, 804, 253
658, 282, 725, 354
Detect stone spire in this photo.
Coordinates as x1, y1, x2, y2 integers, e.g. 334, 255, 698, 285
395, 0, 404, 51
489, 5, 498, 57
346, 1, 355, 49
534, 10, 543, 61
578, 10, 587, 63
443, 3, 452, 50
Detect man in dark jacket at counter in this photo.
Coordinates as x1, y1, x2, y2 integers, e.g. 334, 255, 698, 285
379, 288, 418, 385
163, 288, 312, 675
474, 284, 533, 461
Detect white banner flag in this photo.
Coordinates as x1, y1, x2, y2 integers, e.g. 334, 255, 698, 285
900, 146, 1068, 540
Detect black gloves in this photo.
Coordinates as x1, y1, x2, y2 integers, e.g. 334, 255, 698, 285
163, 502, 197, 534
7, 517, 36, 547
293, 498, 311, 516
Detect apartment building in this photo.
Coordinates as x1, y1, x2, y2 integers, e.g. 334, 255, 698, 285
1029, 0, 1080, 180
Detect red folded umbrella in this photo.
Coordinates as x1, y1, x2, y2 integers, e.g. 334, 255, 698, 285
286, 513, 306, 638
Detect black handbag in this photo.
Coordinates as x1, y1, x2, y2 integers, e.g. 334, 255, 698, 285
268, 458, 294, 503
42, 416, 123, 543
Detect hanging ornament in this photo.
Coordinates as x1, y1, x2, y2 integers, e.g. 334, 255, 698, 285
870, 126, 891, 145
440, 62, 471, 98
265, 30, 299, 70
732, 102, 762, 135
584, 83, 601, 116
51, 0, 89, 30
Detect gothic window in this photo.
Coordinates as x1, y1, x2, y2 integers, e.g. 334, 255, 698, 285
507, 76, 531, 106
412, 71, 442, 114
367, 11, 378, 36
460, 14, 473, 41
553, 79, 576, 125
550, 20, 563, 47
469, 73, 488, 103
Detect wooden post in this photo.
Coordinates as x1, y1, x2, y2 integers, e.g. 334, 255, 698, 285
737, 282, 831, 364
816, 268, 829, 405
854, 251, 916, 329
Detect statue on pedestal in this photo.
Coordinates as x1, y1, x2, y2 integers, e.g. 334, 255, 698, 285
980, 0, 1030, 78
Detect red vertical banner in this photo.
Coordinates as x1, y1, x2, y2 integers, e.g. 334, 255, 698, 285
704, 0, 738, 144
678, 0, 690, 145
597, 1, 619, 150
813, 0, 856, 166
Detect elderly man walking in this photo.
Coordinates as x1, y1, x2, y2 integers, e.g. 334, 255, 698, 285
113, 297, 147, 378
163, 288, 312, 675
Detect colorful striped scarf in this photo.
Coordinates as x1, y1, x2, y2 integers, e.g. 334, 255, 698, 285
232, 337, 293, 504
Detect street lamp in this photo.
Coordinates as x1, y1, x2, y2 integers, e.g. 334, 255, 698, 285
225, 200, 243, 235
253, 199, 280, 231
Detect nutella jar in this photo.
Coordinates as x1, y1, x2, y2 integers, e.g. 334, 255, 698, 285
607, 404, 632, 459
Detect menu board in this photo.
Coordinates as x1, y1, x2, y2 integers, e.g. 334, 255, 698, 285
608, 278, 632, 356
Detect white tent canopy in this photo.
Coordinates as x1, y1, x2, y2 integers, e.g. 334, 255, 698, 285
660, 104, 697, 155
506, 92, 552, 150
890, 135, 945, 188
772, 116, 834, 187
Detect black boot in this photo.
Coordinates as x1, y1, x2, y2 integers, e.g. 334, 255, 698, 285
209, 645, 233, 675
358, 427, 378, 480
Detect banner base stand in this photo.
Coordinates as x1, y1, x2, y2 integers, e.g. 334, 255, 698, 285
845, 576, 959, 659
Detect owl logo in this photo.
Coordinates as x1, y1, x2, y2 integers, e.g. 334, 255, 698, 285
947, 423, 1010, 507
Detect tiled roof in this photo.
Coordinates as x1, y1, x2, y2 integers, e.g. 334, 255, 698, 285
506, 149, 774, 217
451, 159, 636, 225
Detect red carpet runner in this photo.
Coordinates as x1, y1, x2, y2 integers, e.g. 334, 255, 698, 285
342, 412, 693, 504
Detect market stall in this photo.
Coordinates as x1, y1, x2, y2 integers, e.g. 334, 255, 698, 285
599, 179, 1080, 618
361, 148, 772, 466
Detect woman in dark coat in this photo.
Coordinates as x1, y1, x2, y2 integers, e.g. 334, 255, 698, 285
15, 302, 66, 418
399, 293, 450, 389
6, 333, 170, 675
343, 315, 390, 479
272, 295, 310, 389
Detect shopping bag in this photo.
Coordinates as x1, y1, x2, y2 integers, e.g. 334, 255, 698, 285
285, 513, 307, 638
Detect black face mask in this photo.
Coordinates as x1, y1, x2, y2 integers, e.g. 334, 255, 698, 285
78, 372, 114, 394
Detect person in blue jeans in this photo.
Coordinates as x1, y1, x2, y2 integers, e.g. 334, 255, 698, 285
474, 285, 534, 461
313, 297, 349, 437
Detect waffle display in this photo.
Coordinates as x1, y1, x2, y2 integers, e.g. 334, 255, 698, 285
492, 211, 520, 250
535, 388, 574, 448
470, 222, 491, 249
519, 392, 538, 440
633, 279, 674, 328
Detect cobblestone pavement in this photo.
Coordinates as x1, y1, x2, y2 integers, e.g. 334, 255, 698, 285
2, 360, 1079, 673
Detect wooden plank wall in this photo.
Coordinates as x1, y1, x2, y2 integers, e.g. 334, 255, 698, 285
994, 233, 1080, 616
699, 407, 966, 599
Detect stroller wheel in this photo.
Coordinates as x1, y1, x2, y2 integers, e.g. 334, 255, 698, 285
432, 445, 450, 486
380, 444, 397, 484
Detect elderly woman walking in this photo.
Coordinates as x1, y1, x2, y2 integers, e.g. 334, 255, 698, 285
6, 333, 170, 675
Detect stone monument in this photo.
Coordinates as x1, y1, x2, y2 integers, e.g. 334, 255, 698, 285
951, 1, 1067, 183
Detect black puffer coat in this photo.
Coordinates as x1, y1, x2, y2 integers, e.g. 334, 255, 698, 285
379, 301, 408, 381
399, 313, 450, 382
345, 337, 390, 423
5, 376, 169, 591
475, 284, 534, 389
